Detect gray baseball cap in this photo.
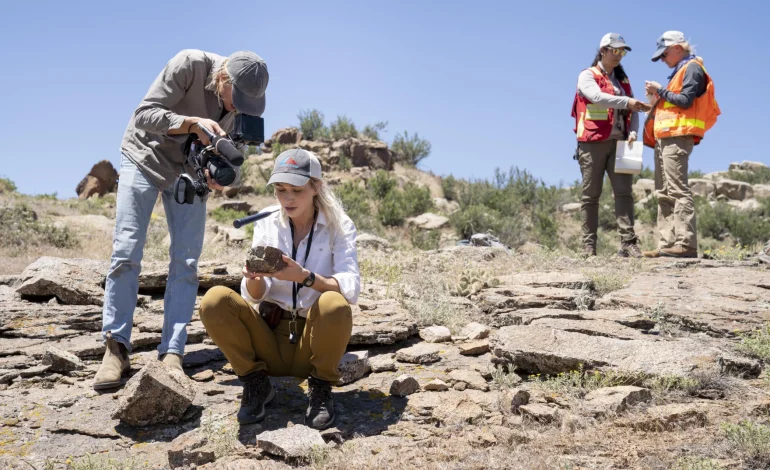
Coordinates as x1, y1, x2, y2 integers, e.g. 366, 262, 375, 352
226, 51, 269, 116
652, 31, 686, 61
599, 33, 631, 51
268, 149, 322, 187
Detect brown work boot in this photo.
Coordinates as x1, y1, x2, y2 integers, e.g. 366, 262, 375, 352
93, 332, 130, 390
660, 245, 698, 258
160, 353, 184, 373
618, 242, 642, 259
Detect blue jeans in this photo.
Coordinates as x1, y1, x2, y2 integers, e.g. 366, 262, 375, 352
102, 155, 206, 356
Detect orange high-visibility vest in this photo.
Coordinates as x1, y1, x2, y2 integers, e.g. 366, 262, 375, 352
572, 67, 633, 142
643, 58, 720, 147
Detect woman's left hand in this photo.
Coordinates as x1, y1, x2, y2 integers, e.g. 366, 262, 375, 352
270, 255, 309, 283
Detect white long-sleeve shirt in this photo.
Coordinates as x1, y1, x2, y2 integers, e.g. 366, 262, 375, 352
577, 62, 639, 140
240, 204, 360, 317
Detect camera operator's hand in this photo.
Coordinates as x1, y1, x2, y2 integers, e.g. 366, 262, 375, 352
205, 169, 226, 191
188, 118, 226, 146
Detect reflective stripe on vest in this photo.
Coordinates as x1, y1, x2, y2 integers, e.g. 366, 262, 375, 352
655, 117, 706, 132
585, 104, 609, 120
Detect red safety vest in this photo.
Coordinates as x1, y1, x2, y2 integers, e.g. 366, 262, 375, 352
572, 66, 633, 142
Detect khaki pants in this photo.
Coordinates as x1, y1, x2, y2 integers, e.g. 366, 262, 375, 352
577, 140, 636, 249
199, 286, 353, 383
654, 136, 697, 250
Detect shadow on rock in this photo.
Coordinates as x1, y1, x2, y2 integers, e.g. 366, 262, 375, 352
114, 404, 205, 442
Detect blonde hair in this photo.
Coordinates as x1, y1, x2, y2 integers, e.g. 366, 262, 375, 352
275, 177, 348, 238
310, 177, 347, 237
213, 60, 231, 100
679, 41, 695, 55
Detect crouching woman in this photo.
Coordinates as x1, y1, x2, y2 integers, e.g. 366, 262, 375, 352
200, 149, 359, 430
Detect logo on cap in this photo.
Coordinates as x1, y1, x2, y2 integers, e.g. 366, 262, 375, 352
281, 156, 299, 168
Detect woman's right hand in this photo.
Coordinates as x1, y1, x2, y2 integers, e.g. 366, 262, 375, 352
189, 118, 226, 146
626, 98, 647, 112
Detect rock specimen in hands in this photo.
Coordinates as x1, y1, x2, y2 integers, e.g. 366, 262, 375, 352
246, 246, 288, 273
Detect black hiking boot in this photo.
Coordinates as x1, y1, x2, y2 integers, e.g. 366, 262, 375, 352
237, 370, 275, 424
305, 376, 335, 430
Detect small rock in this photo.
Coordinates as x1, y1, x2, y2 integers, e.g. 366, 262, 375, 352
624, 403, 708, 432
503, 389, 530, 414
43, 347, 85, 373
112, 361, 196, 426
460, 322, 490, 340
561, 202, 581, 213
191, 370, 215, 382
369, 354, 397, 373
246, 246, 287, 273
395, 343, 442, 364
356, 233, 391, 251
520, 404, 560, 424
448, 369, 489, 391
204, 389, 224, 396
337, 351, 370, 385
419, 326, 452, 343
2, 418, 19, 427
256, 424, 326, 459
390, 374, 420, 397
168, 432, 217, 468
583, 386, 652, 417
459, 340, 490, 356
424, 379, 449, 391
453, 381, 467, 391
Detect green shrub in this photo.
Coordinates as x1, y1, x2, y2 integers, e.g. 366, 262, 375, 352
738, 323, 770, 362
329, 115, 359, 140
722, 420, 770, 465
410, 228, 440, 251
442, 175, 458, 201
209, 207, 248, 225
297, 109, 327, 141
338, 151, 352, 171
368, 170, 398, 200
697, 197, 770, 246
271, 142, 284, 157
362, 121, 388, 141
726, 166, 770, 185
450, 205, 527, 247
378, 191, 407, 226
635, 194, 658, 225
391, 131, 431, 167
401, 183, 433, 216
335, 181, 379, 232
689, 169, 705, 179
0, 177, 17, 193
0, 203, 78, 250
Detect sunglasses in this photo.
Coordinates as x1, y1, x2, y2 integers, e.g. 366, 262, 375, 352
608, 47, 627, 57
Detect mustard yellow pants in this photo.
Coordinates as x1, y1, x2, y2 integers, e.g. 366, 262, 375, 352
199, 286, 353, 383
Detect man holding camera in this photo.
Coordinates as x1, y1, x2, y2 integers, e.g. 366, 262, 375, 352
94, 49, 268, 390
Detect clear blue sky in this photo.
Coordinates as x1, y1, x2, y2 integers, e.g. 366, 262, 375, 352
1, 0, 767, 197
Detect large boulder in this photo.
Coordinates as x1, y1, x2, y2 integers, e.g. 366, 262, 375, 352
754, 184, 770, 199
336, 138, 396, 170
270, 127, 301, 145
75, 160, 118, 199
689, 178, 716, 198
16, 257, 107, 305
729, 161, 768, 172
113, 361, 196, 426
406, 213, 449, 230
716, 179, 754, 201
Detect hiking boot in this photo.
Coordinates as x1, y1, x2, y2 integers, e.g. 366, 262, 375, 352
159, 353, 184, 373
93, 331, 130, 390
237, 371, 275, 424
305, 376, 335, 430
660, 245, 698, 258
618, 242, 642, 259
582, 246, 596, 258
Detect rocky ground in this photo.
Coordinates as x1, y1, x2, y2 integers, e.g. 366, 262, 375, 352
1, 246, 770, 469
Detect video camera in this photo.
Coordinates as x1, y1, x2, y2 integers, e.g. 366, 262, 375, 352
174, 114, 265, 204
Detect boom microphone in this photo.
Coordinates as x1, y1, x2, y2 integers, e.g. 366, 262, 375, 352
196, 124, 244, 166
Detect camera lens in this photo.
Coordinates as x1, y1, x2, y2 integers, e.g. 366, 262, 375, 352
209, 163, 236, 187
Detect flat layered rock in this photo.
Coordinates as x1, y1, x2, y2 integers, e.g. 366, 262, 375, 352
16, 257, 108, 305
582, 386, 652, 417
493, 325, 728, 378
497, 272, 593, 290
350, 299, 418, 346
395, 343, 442, 364
478, 285, 585, 312
527, 318, 648, 340
0, 299, 102, 339
139, 263, 242, 293
598, 267, 770, 336
256, 425, 325, 459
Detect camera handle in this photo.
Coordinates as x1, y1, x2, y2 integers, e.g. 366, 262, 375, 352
233, 209, 279, 229
174, 174, 198, 204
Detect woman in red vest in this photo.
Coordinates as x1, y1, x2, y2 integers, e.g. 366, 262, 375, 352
572, 33, 648, 258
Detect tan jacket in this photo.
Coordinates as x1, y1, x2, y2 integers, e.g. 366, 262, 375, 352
120, 49, 237, 189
